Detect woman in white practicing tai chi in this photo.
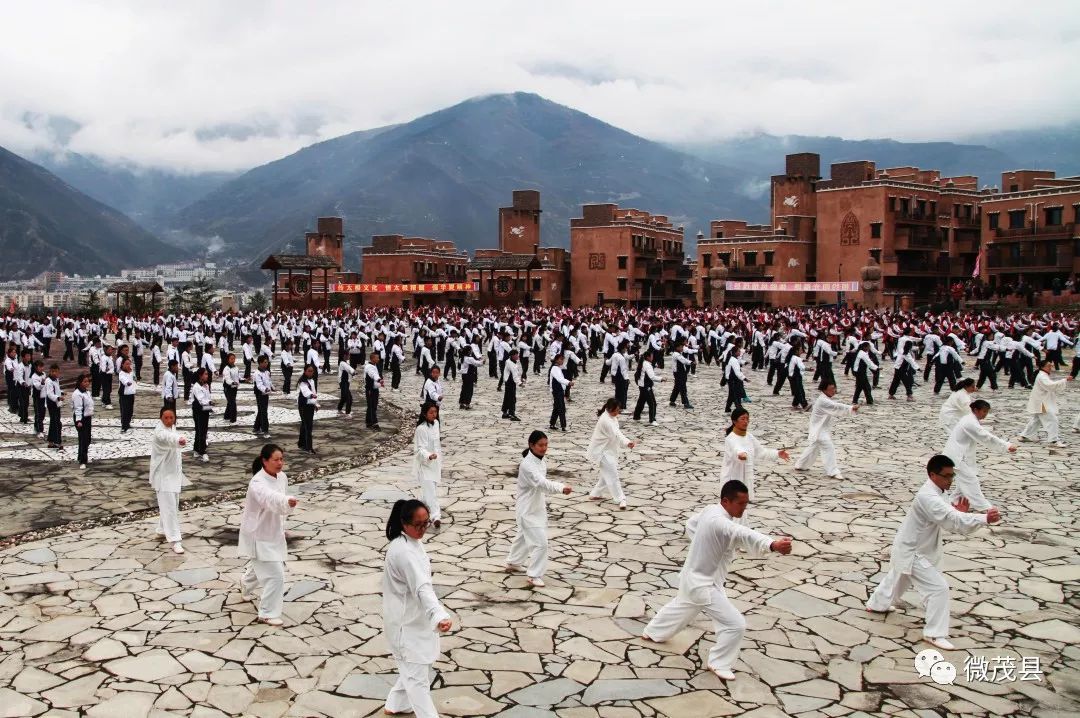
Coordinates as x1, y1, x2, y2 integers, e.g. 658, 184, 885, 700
150, 406, 189, 554
587, 397, 636, 510
413, 401, 444, 528
506, 430, 573, 588
721, 408, 789, 516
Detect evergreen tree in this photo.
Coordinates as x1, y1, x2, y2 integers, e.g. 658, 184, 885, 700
80, 289, 103, 317
247, 290, 269, 312
186, 276, 216, 314
168, 285, 189, 315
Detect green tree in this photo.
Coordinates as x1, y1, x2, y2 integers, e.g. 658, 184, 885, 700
80, 289, 103, 317
186, 276, 216, 314
247, 289, 269, 312
168, 285, 189, 315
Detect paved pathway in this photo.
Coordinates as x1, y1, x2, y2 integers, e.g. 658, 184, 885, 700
1, 354, 1078, 717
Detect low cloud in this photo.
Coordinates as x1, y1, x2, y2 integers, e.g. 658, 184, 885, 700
0, 1, 1076, 173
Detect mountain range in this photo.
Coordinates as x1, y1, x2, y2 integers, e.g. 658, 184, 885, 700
0, 146, 183, 280
1, 93, 1077, 280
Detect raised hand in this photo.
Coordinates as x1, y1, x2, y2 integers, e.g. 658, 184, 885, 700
562, 486, 572, 495
287, 497, 298, 508
771, 537, 793, 554
952, 496, 970, 513
986, 507, 1001, 524
778, 449, 791, 461
437, 619, 452, 632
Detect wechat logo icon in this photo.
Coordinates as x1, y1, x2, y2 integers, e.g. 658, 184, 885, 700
914, 649, 956, 685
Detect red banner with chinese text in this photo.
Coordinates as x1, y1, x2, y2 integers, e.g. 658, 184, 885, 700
331, 282, 478, 293
725, 281, 861, 292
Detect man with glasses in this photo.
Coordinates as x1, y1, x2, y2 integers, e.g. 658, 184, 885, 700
865, 454, 1001, 651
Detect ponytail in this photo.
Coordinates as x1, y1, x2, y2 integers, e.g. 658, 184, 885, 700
523, 429, 547, 458
635, 350, 649, 383
252, 443, 283, 476
597, 397, 620, 417
385, 499, 428, 541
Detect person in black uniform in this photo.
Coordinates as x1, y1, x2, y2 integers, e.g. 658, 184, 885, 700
501, 348, 522, 421
364, 351, 384, 429
297, 364, 319, 453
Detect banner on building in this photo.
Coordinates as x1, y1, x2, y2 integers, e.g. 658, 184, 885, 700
332, 282, 478, 293
726, 281, 861, 292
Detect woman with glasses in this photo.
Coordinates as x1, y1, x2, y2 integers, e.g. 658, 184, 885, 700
238, 444, 298, 627
383, 499, 452, 718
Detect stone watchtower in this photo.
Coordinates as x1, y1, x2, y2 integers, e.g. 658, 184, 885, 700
305, 217, 345, 269
499, 190, 542, 255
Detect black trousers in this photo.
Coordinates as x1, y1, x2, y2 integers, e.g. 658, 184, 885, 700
923, 356, 934, 382
633, 386, 656, 422
163, 398, 177, 413
33, 390, 45, 433
391, 361, 402, 390
365, 388, 379, 427
502, 379, 517, 417
459, 374, 475, 407
1047, 347, 1064, 369
254, 392, 270, 434
63, 340, 74, 361
600, 352, 613, 382
726, 376, 744, 412
1009, 355, 1030, 388
338, 378, 353, 413
520, 356, 530, 376
1071, 355, 1080, 379
281, 365, 294, 394
4, 371, 14, 413
91, 365, 101, 396
614, 375, 629, 409
47, 399, 61, 445
224, 384, 238, 421
751, 345, 764, 370
790, 371, 807, 408
350, 353, 363, 369
182, 369, 193, 400
772, 364, 788, 395
18, 385, 30, 423
888, 368, 911, 397
99, 375, 113, 406
550, 386, 567, 429
243, 359, 253, 380
119, 393, 134, 431
853, 369, 874, 404
444, 353, 457, 380
192, 401, 210, 455
152, 359, 160, 386
134, 355, 143, 381
298, 405, 315, 450
76, 415, 92, 464
669, 371, 689, 407
977, 358, 998, 390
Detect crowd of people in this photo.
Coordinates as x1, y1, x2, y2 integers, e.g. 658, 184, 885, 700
3, 302, 1078, 715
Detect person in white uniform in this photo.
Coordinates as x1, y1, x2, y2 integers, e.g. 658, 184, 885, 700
506, 430, 573, 587
794, 380, 857, 479
587, 397, 636, 510
642, 479, 792, 681
721, 408, 789, 502
238, 444, 298, 626
382, 498, 453, 718
150, 407, 189, 554
413, 402, 444, 529
1019, 359, 1074, 447
938, 378, 977, 435
866, 454, 1000, 650
943, 399, 1017, 511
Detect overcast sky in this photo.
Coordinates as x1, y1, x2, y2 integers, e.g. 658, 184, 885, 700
2, 0, 1078, 173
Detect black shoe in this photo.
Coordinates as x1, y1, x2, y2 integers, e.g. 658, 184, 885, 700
549, 425, 557, 430
510, 415, 521, 421
372, 425, 382, 431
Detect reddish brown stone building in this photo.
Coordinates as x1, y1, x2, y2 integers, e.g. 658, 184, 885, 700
979, 172, 1080, 292
570, 204, 691, 307
261, 216, 345, 310
467, 190, 570, 307
358, 235, 469, 308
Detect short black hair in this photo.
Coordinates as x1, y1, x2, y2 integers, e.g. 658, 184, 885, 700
720, 479, 750, 502
926, 454, 955, 476
970, 399, 990, 413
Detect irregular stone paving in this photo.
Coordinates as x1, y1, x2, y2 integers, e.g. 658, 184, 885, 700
1, 351, 1078, 717
0, 375, 400, 538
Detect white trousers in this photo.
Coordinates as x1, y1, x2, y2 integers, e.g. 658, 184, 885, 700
795, 435, 839, 476
644, 586, 746, 672
241, 560, 285, 619
507, 523, 549, 579
420, 477, 441, 521
385, 659, 437, 718
1021, 412, 1060, 442
866, 556, 950, 638
952, 461, 992, 512
589, 455, 625, 503
1073, 412, 1080, 430
155, 491, 181, 543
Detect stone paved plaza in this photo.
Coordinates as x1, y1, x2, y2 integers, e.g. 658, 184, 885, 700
0, 352, 1078, 717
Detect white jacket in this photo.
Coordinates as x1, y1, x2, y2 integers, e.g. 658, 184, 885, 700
676, 505, 773, 605
938, 389, 973, 433
413, 420, 442, 485
149, 422, 189, 493
721, 431, 779, 499
382, 534, 450, 664
806, 394, 854, 443
888, 479, 988, 573
515, 451, 565, 528
1025, 371, 1068, 415
586, 412, 632, 464
943, 413, 1011, 470
238, 469, 293, 561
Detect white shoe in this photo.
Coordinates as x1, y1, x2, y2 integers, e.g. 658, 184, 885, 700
36, 432, 44, 439
257, 617, 284, 627
1051, 441, 1067, 448
201, 454, 209, 462
710, 667, 736, 681
927, 636, 956, 651
172, 542, 184, 554
527, 577, 546, 588
79, 463, 87, 470
831, 473, 844, 480
618, 501, 627, 510
504, 563, 526, 573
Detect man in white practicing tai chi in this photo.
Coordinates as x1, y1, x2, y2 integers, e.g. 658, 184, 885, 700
866, 454, 1001, 651
642, 479, 792, 681
794, 379, 858, 479
942, 398, 1016, 512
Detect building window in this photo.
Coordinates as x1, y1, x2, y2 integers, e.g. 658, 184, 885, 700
1045, 207, 1063, 226
1074, 204, 1080, 223
870, 222, 882, 239
888, 197, 897, 212
744, 251, 757, 266
714, 230, 724, 238
900, 198, 910, 215
617, 255, 627, 269
763, 251, 774, 266
929, 201, 937, 216
1008, 209, 1027, 229
988, 212, 999, 230
702, 253, 712, 268
617, 278, 627, 291
869, 249, 882, 264
717, 252, 731, 266
532, 278, 541, 292
1009, 184, 1019, 192
916, 199, 927, 217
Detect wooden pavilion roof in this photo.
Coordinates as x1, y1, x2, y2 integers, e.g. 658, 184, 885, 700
261, 254, 340, 270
